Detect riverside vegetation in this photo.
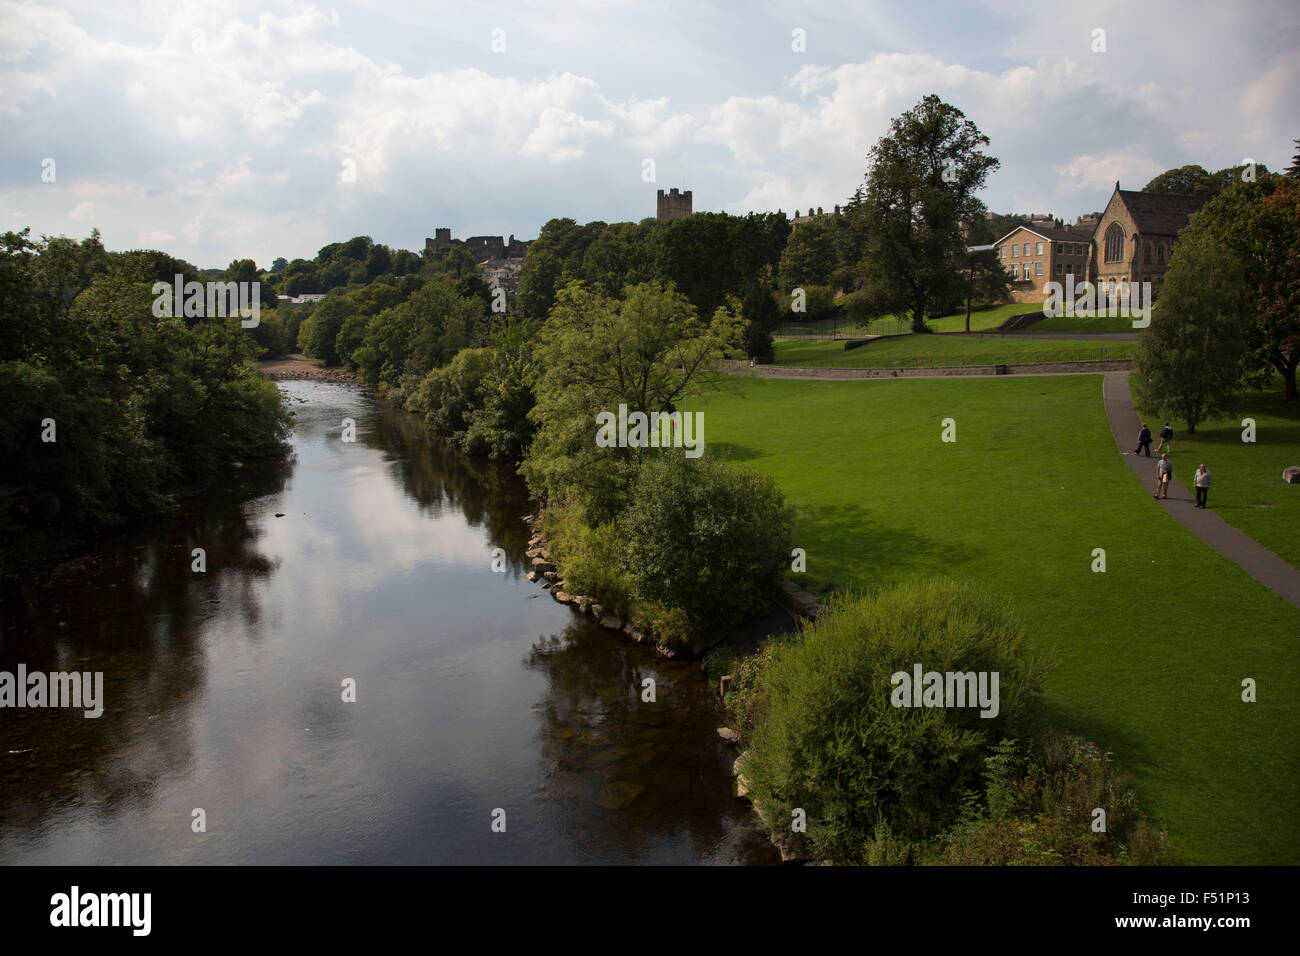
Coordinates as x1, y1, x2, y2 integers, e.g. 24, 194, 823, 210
10, 96, 1296, 865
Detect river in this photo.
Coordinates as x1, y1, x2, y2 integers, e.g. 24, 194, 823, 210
0, 379, 780, 865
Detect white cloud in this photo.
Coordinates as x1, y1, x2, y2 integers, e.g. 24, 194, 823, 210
0, 1, 1295, 266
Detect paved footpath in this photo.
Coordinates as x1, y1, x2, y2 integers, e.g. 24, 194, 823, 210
1102, 370, 1300, 609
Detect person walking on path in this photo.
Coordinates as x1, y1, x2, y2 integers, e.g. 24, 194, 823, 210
1194, 463, 1211, 508
1155, 421, 1174, 455
1134, 423, 1153, 456
1155, 453, 1173, 499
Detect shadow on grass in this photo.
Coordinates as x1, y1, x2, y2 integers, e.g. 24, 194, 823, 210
709, 441, 766, 463
792, 501, 979, 593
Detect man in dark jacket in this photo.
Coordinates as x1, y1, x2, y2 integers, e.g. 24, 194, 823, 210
1155, 421, 1173, 454
1134, 423, 1153, 457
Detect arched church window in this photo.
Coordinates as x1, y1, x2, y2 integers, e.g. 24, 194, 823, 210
1105, 223, 1125, 263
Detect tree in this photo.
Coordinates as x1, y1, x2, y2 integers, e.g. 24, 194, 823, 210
297, 296, 354, 367
961, 247, 1012, 330
1143, 162, 1275, 198
270, 257, 288, 274
621, 452, 794, 627
1142, 165, 1219, 198
352, 277, 483, 392
654, 213, 744, 319
967, 211, 1032, 246
857, 95, 999, 333
1183, 175, 1300, 399
1134, 232, 1253, 432
521, 281, 726, 522
778, 217, 839, 291
1288, 139, 1300, 179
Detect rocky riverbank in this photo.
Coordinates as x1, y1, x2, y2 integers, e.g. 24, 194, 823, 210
259, 354, 364, 384
523, 507, 826, 863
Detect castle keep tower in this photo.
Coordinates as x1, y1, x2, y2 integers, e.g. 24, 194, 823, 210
656, 188, 692, 221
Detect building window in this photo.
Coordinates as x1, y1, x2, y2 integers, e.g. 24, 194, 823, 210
1145, 241, 1152, 263
1157, 244, 1166, 264
1000, 245, 1006, 258
1035, 261, 1043, 276
1056, 243, 1063, 255
1056, 262, 1064, 275
1036, 242, 1044, 255
1104, 223, 1125, 262
1012, 243, 1019, 257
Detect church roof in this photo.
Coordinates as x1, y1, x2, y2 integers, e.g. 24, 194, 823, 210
1116, 189, 1209, 236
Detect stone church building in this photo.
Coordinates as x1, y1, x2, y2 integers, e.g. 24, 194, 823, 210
1089, 183, 1209, 299
993, 183, 1209, 305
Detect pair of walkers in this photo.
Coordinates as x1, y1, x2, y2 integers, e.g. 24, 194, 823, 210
1152, 453, 1212, 508
1134, 421, 1174, 457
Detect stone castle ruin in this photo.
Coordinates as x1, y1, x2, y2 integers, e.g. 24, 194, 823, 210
656, 188, 692, 221
424, 228, 531, 264
425, 227, 533, 294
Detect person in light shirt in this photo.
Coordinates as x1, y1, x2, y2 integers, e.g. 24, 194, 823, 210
1194, 463, 1211, 509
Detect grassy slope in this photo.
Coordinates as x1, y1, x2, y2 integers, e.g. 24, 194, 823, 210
777, 303, 1032, 337
694, 375, 1300, 864
772, 335, 1136, 368
1030, 314, 1142, 333
923, 303, 1035, 332
1136, 382, 1300, 568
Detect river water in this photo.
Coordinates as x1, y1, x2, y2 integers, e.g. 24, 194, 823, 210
0, 380, 779, 865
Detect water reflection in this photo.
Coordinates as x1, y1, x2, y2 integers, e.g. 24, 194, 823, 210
0, 460, 288, 841
526, 625, 779, 864
0, 380, 776, 865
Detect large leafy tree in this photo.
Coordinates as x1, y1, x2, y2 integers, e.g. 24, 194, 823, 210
0, 233, 288, 567
778, 217, 839, 291
1183, 175, 1300, 399
1142, 165, 1221, 198
857, 94, 999, 333
1134, 232, 1253, 431
353, 277, 484, 391
1143, 162, 1275, 198
521, 280, 725, 522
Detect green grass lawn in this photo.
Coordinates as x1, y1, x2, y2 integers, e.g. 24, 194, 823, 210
776, 302, 1033, 338
1136, 380, 1300, 568
1030, 313, 1141, 333
923, 302, 1035, 332
693, 375, 1300, 864
772, 335, 1136, 368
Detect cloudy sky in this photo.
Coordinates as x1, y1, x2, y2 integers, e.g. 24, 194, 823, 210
2, 0, 1297, 269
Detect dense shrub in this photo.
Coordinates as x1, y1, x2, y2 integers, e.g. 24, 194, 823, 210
733, 579, 1047, 863
621, 451, 795, 627
927, 734, 1171, 864
412, 347, 495, 455
782, 283, 837, 321
539, 502, 634, 618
